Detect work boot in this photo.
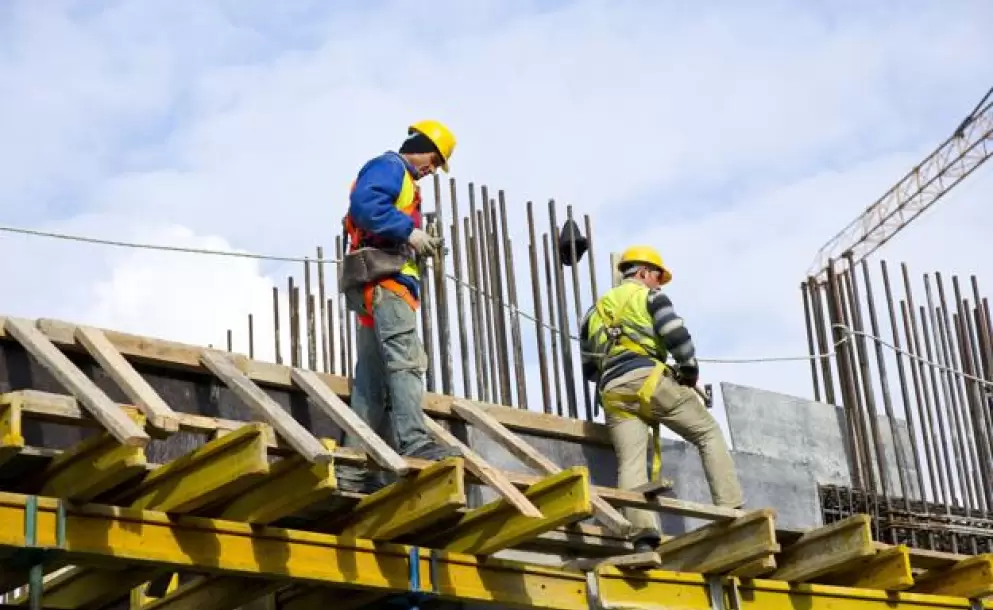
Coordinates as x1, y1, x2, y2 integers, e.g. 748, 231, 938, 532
631, 529, 661, 554
404, 442, 462, 462
335, 464, 387, 495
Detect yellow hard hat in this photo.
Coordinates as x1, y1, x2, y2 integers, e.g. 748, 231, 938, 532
408, 119, 456, 172
618, 245, 672, 285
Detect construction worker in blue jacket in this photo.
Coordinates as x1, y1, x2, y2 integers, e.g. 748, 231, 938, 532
580, 246, 744, 551
336, 120, 461, 494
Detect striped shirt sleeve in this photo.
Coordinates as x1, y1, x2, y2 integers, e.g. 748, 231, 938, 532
646, 288, 697, 367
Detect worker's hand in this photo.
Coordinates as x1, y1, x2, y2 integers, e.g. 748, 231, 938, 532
408, 228, 443, 256
674, 363, 699, 388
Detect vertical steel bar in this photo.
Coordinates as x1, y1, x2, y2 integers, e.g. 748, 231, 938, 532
953, 308, 990, 519
293, 286, 303, 367
861, 260, 911, 516
272, 286, 283, 365
880, 261, 928, 509
956, 278, 993, 510
528, 202, 552, 414
304, 258, 317, 370
809, 278, 837, 406
923, 275, 968, 510
902, 263, 952, 512
919, 303, 960, 520
226, 329, 233, 353
499, 191, 528, 409
473, 200, 498, 401
967, 302, 993, 509
335, 236, 349, 381
970, 278, 993, 482
566, 205, 593, 420
943, 275, 986, 515
584, 214, 601, 419
466, 220, 488, 401
326, 297, 336, 375
419, 248, 436, 393
801, 281, 822, 402
288, 276, 299, 367
431, 175, 454, 396
549, 199, 579, 419
543, 232, 564, 417
840, 266, 876, 495
825, 260, 864, 489
317, 246, 330, 373
449, 179, 472, 399
484, 192, 512, 405
248, 314, 255, 359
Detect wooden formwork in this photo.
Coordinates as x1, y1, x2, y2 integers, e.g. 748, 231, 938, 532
0, 315, 990, 610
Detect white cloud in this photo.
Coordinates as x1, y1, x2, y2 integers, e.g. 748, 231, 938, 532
1, 0, 992, 435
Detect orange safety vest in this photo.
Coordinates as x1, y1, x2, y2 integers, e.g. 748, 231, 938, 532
344, 162, 422, 328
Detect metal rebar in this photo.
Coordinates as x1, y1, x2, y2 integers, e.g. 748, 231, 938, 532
499, 191, 527, 409
543, 232, 564, 417
839, 266, 875, 494
466, 218, 488, 401
473, 201, 498, 402
317, 246, 330, 373
335, 236, 349, 381
919, 302, 959, 522
432, 175, 454, 396
248, 314, 255, 359
272, 286, 283, 365
326, 297, 336, 375
809, 278, 837, 405
584, 213, 600, 418
484, 192, 512, 405
226, 329, 233, 353
419, 247, 436, 393
567, 204, 593, 420
955, 277, 993, 511
449, 179, 472, 399
549, 200, 579, 419
304, 257, 317, 370
801, 281, 822, 402
288, 276, 299, 367
825, 260, 864, 489
528, 201, 552, 414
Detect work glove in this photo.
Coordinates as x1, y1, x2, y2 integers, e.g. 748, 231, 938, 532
674, 362, 699, 388
408, 228, 443, 256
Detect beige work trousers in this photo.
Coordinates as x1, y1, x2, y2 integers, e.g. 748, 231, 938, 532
603, 367, 744, 535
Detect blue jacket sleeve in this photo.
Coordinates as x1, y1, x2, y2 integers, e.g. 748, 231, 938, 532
349, 153, 414, 243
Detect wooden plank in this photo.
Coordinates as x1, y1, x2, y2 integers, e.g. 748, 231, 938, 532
562, 551, 661, 571
439, 466, 593, 556
75, 325, 180, 433
19, 316, 612, 446
200, 349, 331, 464
451, 399, 633, 536
1, 317, 150, 447
818, 545, 914, 591
653, 508, 780, 575
290, 368, 408, 474
910, 553, 993, 599
423, 414, 543, 519
770, 514, 876, 582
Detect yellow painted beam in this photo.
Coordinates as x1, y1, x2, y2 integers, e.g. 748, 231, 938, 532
654, 508, 780, 575
218, 438, 338, 524
140, 576, 283, 610
8, 565, 162, 610
439, 466, 593, 556
40, 409, 148, 503
0, 393, 26, 467
114, 422, 270, 514
819, 544, 915, 591
131, 572, 180, 608
335, 456, 467, 540
911, 553, 993, 599
771, 514, 876, 582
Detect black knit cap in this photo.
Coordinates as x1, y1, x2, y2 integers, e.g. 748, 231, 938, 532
399, 131, 442, 157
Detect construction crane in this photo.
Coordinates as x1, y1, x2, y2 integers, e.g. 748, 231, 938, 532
808, 86, 993, 283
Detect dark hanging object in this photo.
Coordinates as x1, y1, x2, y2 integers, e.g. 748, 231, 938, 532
557, 219, 588, 266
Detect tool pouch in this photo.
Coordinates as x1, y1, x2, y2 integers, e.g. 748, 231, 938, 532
340, 247, 409, 292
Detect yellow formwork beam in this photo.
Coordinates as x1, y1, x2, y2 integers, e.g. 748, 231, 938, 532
117, 421, 270, 513
141, 576, 283, 610
911, 553, 993, 599
11, 565, 162, 610
819, 544, 915, 591
440, 466, 592, 556
0, 393, 26, 468
0, 492, 990, 610
333, 456, 467, 540
40, 408, 148, 503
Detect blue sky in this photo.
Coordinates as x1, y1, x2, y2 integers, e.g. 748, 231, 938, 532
1, 0, 991, 431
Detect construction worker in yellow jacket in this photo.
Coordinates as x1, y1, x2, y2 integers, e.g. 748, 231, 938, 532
336, 120, 461, 494
579, 246, 744, 551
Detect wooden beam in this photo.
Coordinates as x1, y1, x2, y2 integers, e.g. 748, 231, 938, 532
200, 349, 332, 464
910, 553, 993, 599
653, 508, 780, 575
771, 514, 876, 583
74, 325, 180, 433
14, 316, 611, 446
1, 317, 150, 447
818, 544, 914, 591
423, 415, 543, 519
562, 551, 662, 571
438, 466, 593, 556
113, 421, 271, 513
331, 457, 467, 540
450, 399, 633, 536
290, 368, 407, 474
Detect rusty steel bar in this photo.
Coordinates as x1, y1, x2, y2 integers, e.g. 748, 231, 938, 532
335, 236, 349, 380
419, 247, 436, 393
248, 314, 255, 359
317, 246, 330, 373
449, 179, 472, 399
801, 281, 822, 402
466, 218, 487, 401
431, 176, 454, 396
272, 286, 283, 365
953, 305, 992, 516
288, 276, 299, 368
840, 266, 876, 494
304, 257, 317, 370
825, 260, 864, 489
499, 191, 527, 409
809, 277, 837, 406
543, 232, 564, 417
326, 297, 336, 375
549, 199, 579, 419
473, 200, 498, 402
484, 191, 512, 405
528, 202, 552, 414
919, 302, 960, 519
566, 204, 593, 420
583, 214, 600, 418
226, 329, 233, 353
